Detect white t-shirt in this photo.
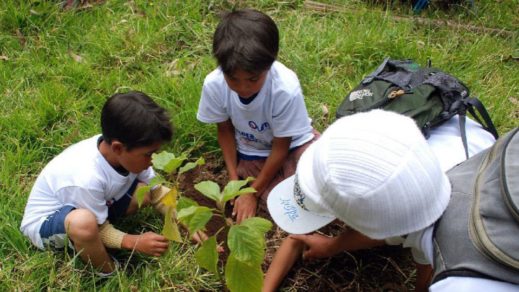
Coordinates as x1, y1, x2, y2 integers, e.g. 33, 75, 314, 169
426, 115, 496, 171
386, 116, 507, 290
197, 61, 314, 157
20, 135, 154, 249
429, 277, 519, 292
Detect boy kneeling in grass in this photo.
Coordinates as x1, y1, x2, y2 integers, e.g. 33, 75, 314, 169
20, 91, 191, 277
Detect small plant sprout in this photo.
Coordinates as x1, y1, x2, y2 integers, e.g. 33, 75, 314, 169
137, 150, 272, 291
179, 178, 272, 292
135, 151, 205, 242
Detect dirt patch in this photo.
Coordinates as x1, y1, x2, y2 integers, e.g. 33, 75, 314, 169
178, 155, 416, 291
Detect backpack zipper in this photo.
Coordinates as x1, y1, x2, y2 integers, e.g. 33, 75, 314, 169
360, 86, 405, 111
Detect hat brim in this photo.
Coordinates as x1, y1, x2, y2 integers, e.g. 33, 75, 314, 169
267, 175, 336, 235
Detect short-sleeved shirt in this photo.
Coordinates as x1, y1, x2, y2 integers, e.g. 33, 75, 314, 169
20, 135, 155, 249
197, 61, 314, 157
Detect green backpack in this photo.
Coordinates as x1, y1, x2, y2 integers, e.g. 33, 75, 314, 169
336, 58, 499, 157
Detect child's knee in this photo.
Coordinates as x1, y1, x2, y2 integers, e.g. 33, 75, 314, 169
64, 209, 99, 241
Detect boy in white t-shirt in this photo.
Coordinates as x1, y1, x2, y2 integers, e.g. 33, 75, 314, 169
197, 9, 317, 223
264, 110, 509, 292
20, 91, 177, 276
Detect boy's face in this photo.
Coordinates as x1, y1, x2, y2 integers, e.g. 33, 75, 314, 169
115, 141, 162, 174
224, 68, 268, 99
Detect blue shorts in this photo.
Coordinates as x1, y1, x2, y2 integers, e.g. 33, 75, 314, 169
39, 179, 139, 249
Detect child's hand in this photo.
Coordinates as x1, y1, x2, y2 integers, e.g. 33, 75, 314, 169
131, 231, 169, 257
232, 193, 258, 224
289, 233, 340, 260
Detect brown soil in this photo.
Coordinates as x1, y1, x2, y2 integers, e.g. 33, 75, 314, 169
178, 155, 416, 291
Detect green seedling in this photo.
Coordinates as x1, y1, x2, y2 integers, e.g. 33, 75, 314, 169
135, 150, 205, 242
137, 150, 272, 292
182, 178, 272, 292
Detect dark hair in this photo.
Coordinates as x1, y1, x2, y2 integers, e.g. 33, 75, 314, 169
101, 91, 173, 150
213, 9, 279, 75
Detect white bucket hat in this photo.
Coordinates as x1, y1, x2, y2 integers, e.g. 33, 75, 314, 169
267, 110, 451, 239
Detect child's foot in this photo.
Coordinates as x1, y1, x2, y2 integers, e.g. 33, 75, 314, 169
96, 255, 120, 278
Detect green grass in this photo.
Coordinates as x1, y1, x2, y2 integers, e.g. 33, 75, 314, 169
1, 0, 517, 290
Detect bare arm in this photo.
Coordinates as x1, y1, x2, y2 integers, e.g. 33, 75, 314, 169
264, 228, 384, 291
290, 228, 385, 260
234, 136, 291, 223
415, 263, 433, 292
263, 237, 305, 292
121, 232, 169, 257
251, 136, 291, 196
99, 220, 169, 257
217, 120, 239, 180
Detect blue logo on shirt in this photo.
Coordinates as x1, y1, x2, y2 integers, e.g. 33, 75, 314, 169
249, 121, 270, 132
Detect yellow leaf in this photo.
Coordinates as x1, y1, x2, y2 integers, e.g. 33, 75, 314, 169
162, 207, 182, 242
161, 187, 178, 208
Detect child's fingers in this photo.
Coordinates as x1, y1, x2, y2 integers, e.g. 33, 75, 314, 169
191, 230, 209, 244
154, 241, 169, 250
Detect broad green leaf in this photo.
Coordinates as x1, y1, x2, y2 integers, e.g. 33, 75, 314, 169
225, 255, 263, 292
152, 151, 176, 171
164, 156, 187, 174
222, 180, 249, 197
177, 206, 198, 219
227, 225, 264, 265
221, 177, 254, 197
194, 181, 221, 202
162, 207, 182, 242
222, 187, 257, 203
160, 187, 178, 208
177, 206, 213, 234
178, 162, 197, 174
135, 185, 151, 208
179, 156, 206, 174
194, 157, 205, 165
177, 196, 199, 210
240, 217, 273, 234
195, 236, 218, 274
227, 218, 272, 264
148, 176, 165, 188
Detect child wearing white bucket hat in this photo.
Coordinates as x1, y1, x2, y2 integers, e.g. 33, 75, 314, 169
264, 110, 503, 292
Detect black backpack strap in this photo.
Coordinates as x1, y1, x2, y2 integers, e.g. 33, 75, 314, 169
459, 113, 470, 159
362, 57, 390, 85
465, 97, 499, 139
